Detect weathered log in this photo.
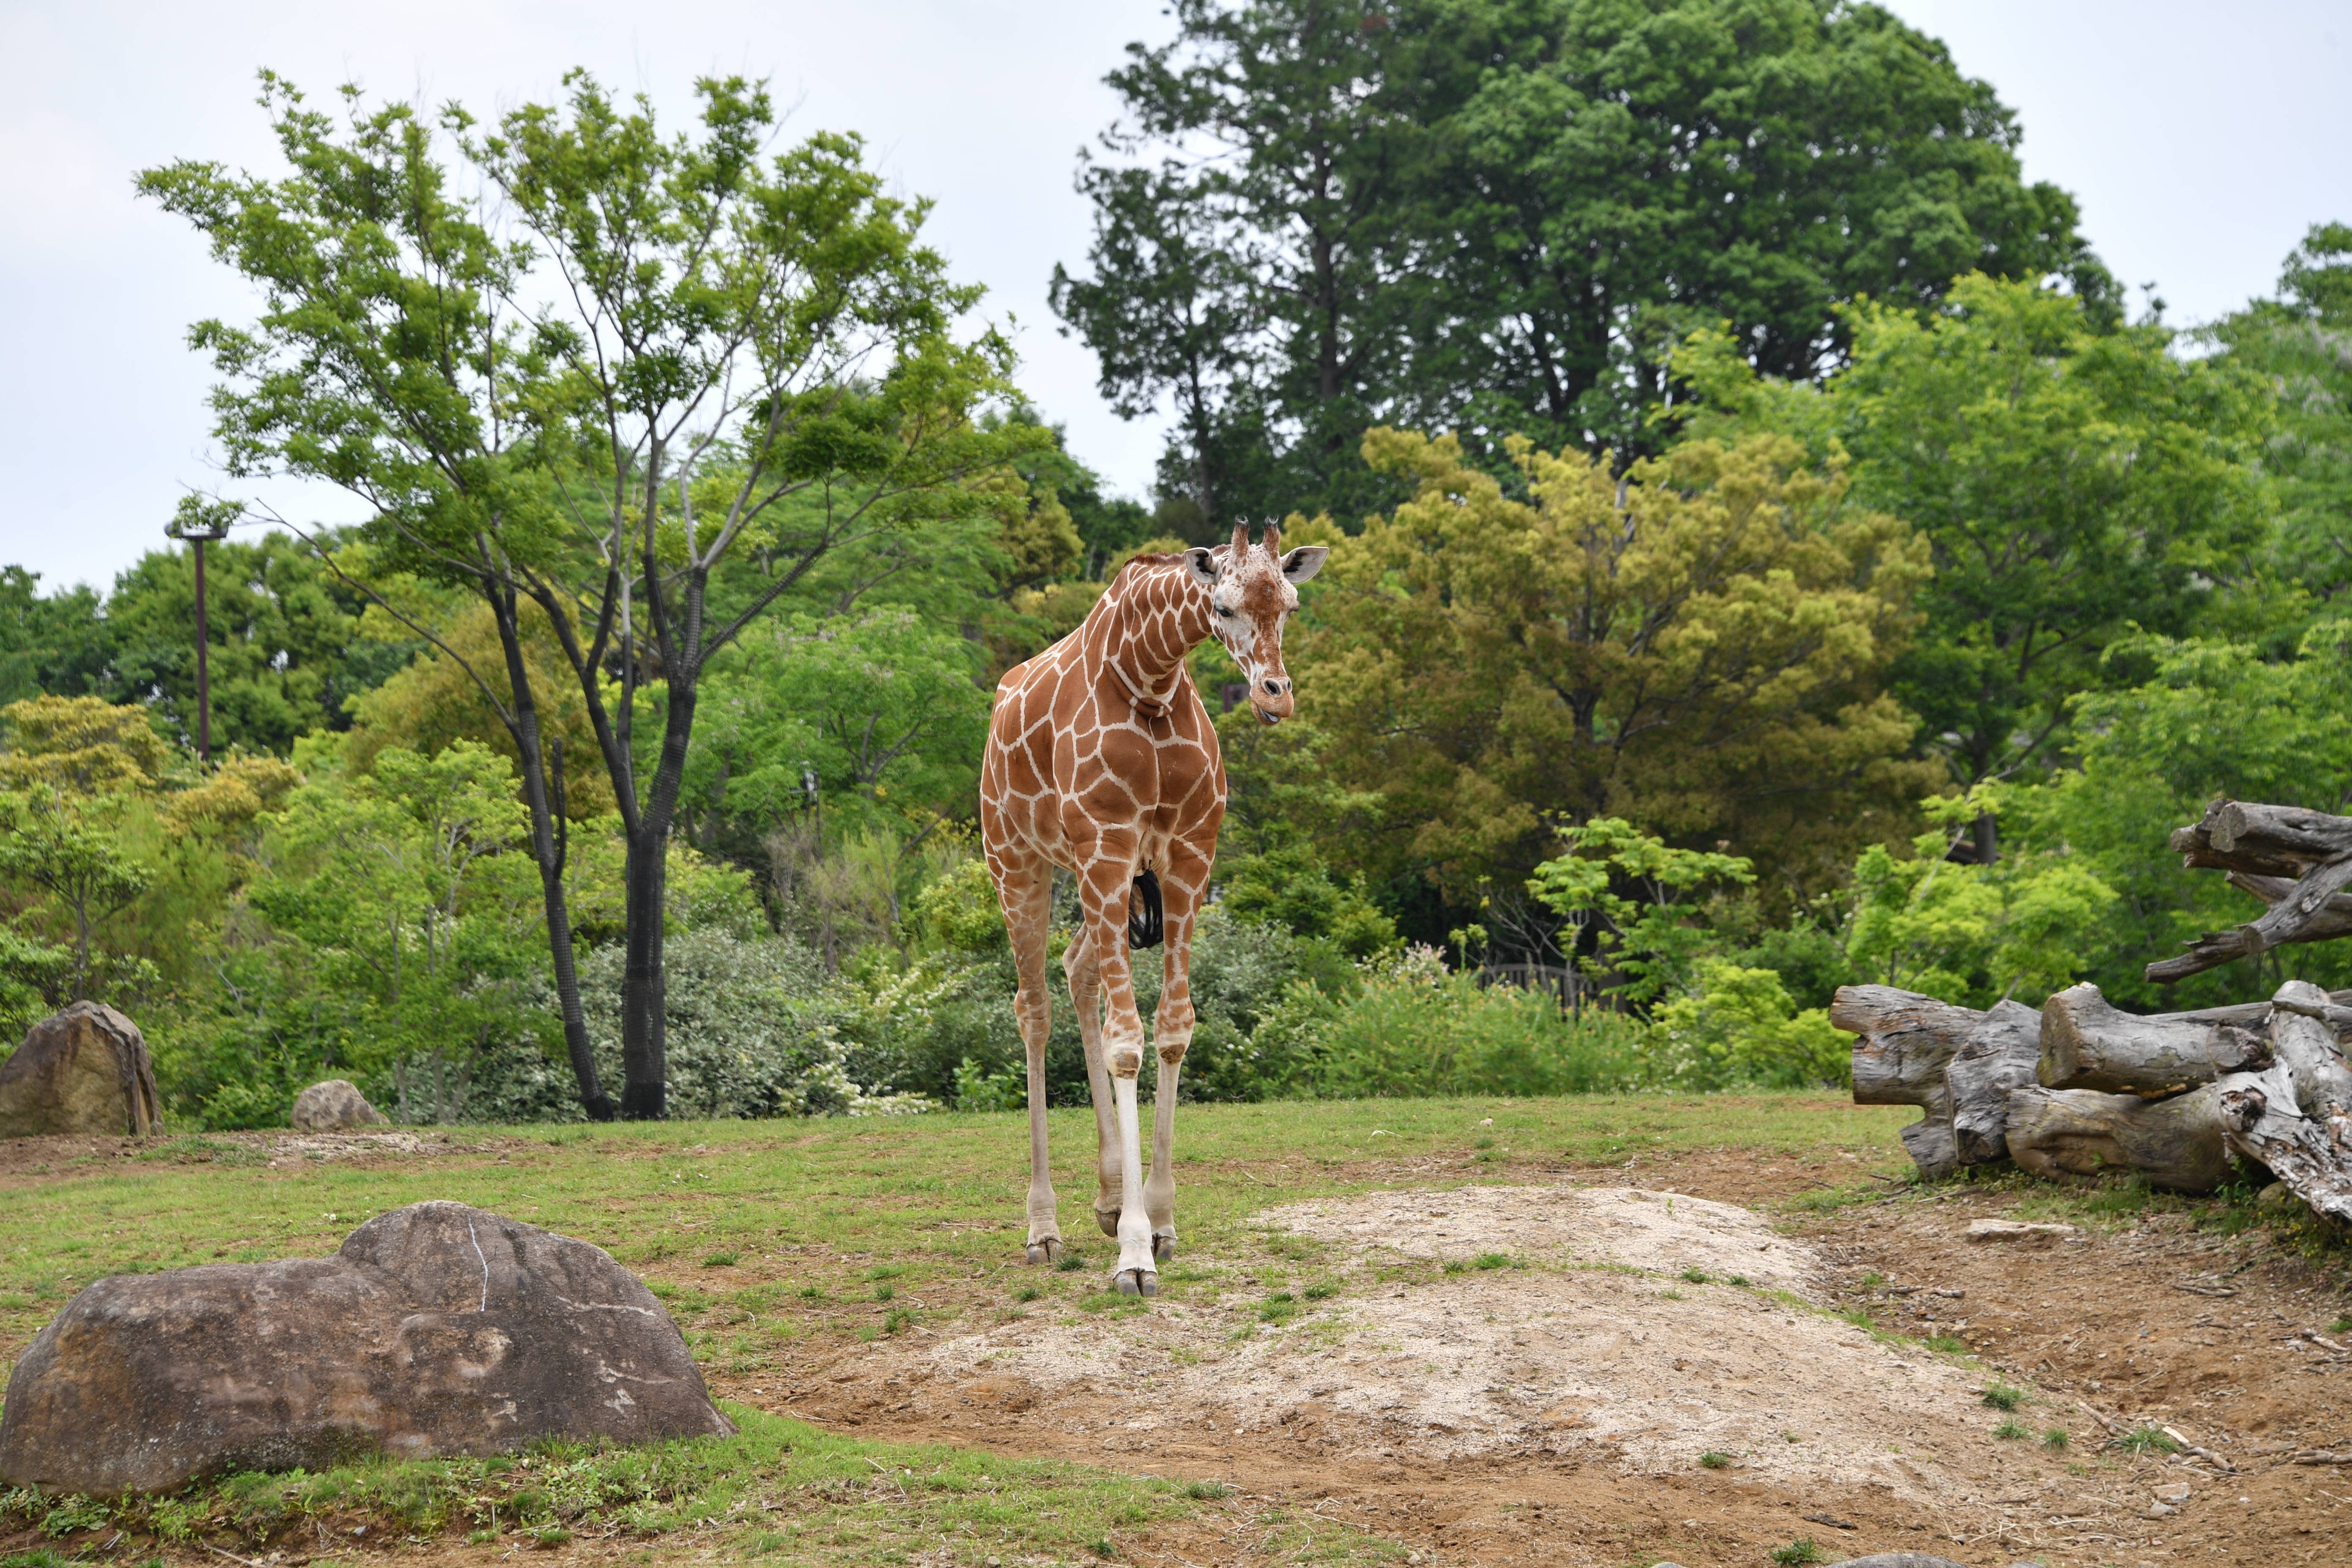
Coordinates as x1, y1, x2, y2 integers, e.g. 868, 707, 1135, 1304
2227, 870, 2352, 937
2213, 980, 2352, 1225
2216, 1068, 2352, 1225
2003, 1083, 2228, 1192
2269, 980, 2352, 1123
2206, 800, 2352, 865
1947, 999, 2042, 1165
2151, 802, 2352, 983
2038, 982, 2271, 1094
1833, 986, 1981, 1178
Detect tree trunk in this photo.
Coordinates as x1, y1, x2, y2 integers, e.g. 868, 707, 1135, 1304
495, 604, 615, 1122
2038, 982, 2272, 1094
617, 672, 700, 1121
2003, 1083, 2228, 1192
2268, 979, 2352, 1123
2213, 981, 2352, 1223
1948, 999, 2042, 1165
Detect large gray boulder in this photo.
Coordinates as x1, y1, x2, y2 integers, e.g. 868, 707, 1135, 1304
0, 1201, 732, 1494
0, 1002, 161, 1138
289, 1078, 389, 1132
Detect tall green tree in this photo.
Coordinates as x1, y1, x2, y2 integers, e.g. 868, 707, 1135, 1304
1054, 0, 2111, 524
141, 75, 617, 1117
1679, 274, 2276, 811
143, 72, 1040, 1119
0, 569, 109, 708
2207, 222, 2352, 623
1290, 425, 1935, 929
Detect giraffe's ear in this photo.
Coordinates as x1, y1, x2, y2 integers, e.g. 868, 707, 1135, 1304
1279, 546, 1328, 585
1183, 548, 1219, 590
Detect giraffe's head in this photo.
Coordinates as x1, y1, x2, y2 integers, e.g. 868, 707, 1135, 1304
1185, 520, 1327, 725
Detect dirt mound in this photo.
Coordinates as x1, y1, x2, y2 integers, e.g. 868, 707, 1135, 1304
1258, 1184, 1819, 1290
908, 1186, 2021, 1500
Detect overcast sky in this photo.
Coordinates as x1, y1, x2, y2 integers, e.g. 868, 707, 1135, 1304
3, 0, 2346, 593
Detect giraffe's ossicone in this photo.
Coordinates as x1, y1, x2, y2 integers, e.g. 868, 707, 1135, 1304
979, 520, 1328, 1296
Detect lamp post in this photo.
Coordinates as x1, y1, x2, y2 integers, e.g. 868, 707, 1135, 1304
165, 500, 236, 766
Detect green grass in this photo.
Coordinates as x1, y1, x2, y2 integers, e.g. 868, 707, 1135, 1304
2117, 1424, 2184, 1455
1698, 1451, 1729, 1470
2042, 1427, 2070, 1451
1769, 1539, 1824, 1565
1982, 1380, 2023, 1411
0, 1410, 1342, 1565
1992, 1417, 2029, 1440
0, 1093, 1908, 1563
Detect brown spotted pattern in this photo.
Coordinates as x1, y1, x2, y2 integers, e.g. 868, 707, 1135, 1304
980, 522, 1326, 1293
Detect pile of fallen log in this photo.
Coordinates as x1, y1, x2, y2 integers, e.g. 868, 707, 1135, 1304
1836, 976, 2352, 1223
1835, 797, 2352, 1222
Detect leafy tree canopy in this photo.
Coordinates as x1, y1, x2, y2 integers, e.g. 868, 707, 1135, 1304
1289, 425, 1936, 911
1677, 273, 2276, 786
1055, 0, 2112, 525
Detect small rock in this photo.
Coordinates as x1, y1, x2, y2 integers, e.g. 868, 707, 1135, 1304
2156, 1482, 2192, 1503
0, 1200, 730, 1494
1964, 1218, 2077, 1246
289, 1078, 391, 1132
0, 1002, 161, 1138
2146, 1501, 2178, 1518
2255, 1181, 2301, 1213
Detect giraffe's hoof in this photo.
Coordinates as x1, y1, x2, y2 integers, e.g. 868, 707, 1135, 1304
1113, 1268, 1159, 1298
1025, 1237, 1062, 1266
1094, 1206, 1121, 1237
1152, 1232, 1177, 1263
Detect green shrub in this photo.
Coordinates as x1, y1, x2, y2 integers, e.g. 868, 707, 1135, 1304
1275, 946, 1645, 1098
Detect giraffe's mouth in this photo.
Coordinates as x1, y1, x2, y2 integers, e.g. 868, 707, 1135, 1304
1251, 701, 1285, 726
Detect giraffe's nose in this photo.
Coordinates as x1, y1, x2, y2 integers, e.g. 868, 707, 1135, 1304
1252, 675, 1294, 723
1260, 676, 1289, 697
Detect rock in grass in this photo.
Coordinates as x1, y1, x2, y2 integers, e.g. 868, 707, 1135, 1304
0, 1201, 732, 1495
0, 1002, 161, 1138
289, 1078, 390, 1132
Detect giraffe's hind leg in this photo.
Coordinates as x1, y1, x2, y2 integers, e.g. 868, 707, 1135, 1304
1144, 844, 1209, 1265
991, 852, 1061, 1266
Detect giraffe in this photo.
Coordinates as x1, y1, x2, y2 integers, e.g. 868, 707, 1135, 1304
980, 520, 1327, 1296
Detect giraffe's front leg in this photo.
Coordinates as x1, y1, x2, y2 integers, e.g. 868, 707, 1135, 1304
1079, 855, 1157, 1296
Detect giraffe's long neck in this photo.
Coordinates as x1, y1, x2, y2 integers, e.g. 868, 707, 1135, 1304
1086, 561, 1214, 719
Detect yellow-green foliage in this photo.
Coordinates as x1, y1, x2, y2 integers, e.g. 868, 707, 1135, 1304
1294, 427, 1937, 899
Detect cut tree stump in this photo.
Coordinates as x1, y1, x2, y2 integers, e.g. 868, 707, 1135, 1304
2003, 1083, 2228, 1192
1833, 986, 1984, 1179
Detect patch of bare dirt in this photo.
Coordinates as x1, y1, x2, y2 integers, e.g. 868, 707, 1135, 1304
754, 1162, 2352, 1568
